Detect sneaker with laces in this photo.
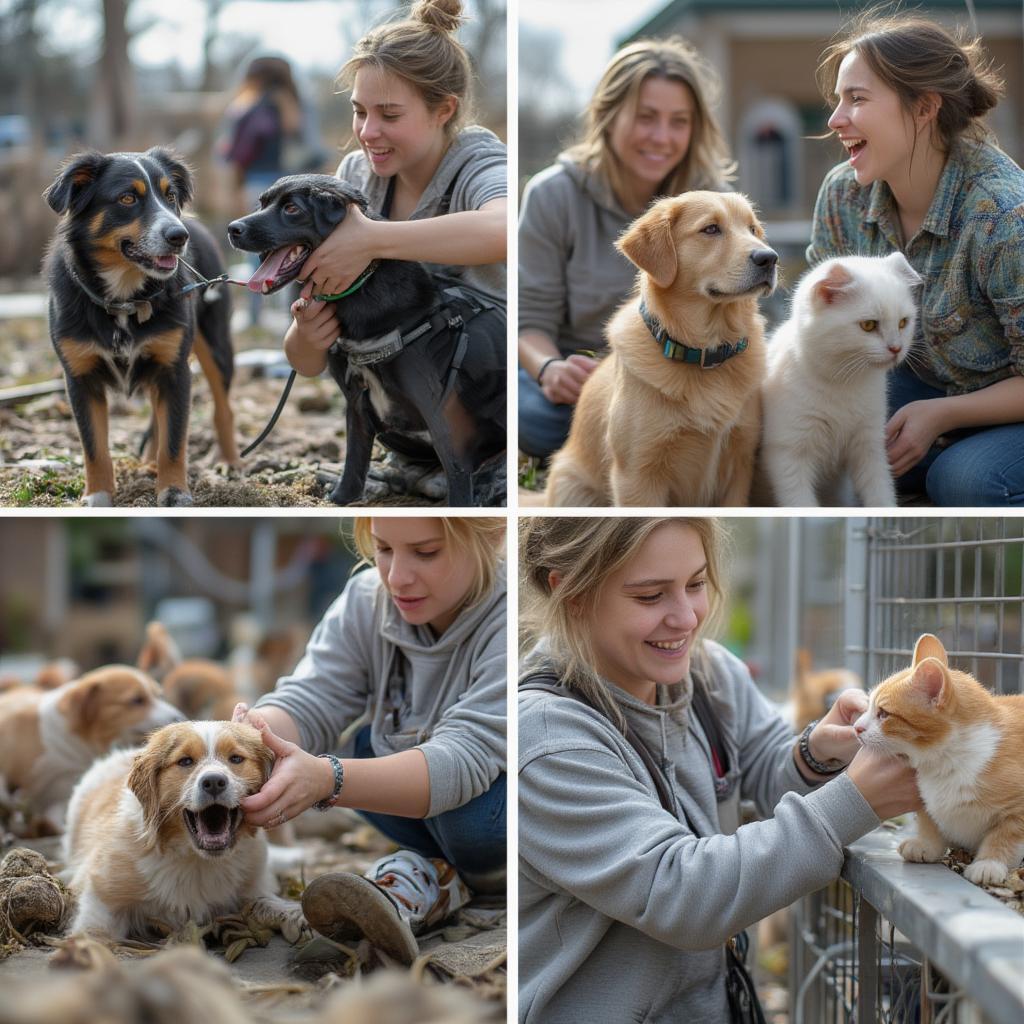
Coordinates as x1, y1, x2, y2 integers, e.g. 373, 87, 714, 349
301, 850, 471, 965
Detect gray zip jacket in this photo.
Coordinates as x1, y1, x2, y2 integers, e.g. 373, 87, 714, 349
257, 563, 506, 817
518, 640, 879, 1023
337, 125, 507, 305
518, 156, 637, 356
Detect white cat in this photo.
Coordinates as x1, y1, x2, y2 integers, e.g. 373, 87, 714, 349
760, 252, 922, 507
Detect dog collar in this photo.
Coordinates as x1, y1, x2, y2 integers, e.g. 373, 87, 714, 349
639, 299, 747, 369
68, 263, 164, 322
312, 262, 379, 303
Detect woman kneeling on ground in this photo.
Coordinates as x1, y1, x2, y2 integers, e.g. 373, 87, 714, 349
234, 515, 506, 963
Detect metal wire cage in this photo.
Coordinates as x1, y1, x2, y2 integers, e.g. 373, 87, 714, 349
788, 516, 1024, 1024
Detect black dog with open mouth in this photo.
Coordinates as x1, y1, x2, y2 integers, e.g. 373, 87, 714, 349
44, 147, 237, 506
227, 175, 505, 507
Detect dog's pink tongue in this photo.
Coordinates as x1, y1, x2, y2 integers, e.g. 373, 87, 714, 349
247, 247, 293, 293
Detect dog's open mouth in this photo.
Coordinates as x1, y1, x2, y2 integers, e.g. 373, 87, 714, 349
121, 240, 179, 274
183, 804, 242, 853
247, 244, 311, 294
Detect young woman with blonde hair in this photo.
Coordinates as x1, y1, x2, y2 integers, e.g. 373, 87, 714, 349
809, 12, 1024, 505
233, 515, 506, 963
518, 517, 920, 1022
518, 38, 735, 459
284, 0, 506, 494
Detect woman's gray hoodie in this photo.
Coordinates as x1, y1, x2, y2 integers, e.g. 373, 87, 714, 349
337, 124, 507, 305
257, 563, 506, 817
518, 640, 879, 1023
517, 156, 636, 356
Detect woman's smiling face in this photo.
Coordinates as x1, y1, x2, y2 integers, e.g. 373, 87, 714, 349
586, 523, 710, 704
370, 518, 475, 634
827, 50, 920, 187
608, 75, 695, 197
351, 66, 453, 180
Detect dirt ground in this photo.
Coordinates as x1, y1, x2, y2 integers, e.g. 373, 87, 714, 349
0, 308, 458, 508
0, 808, 506, 1023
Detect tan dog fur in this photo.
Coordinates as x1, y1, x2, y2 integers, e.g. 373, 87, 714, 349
0, 666, 181, 830
64, 720, 305, 939
545, 191, 776, 507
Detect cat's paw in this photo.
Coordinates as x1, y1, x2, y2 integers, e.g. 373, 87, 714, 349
963, 858, 1008, 886
898, 836, 946, 863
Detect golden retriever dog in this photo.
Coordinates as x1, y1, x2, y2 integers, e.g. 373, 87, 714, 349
0, 666, 182, 832
545, 191, 777, 507
63, 720, 305, 941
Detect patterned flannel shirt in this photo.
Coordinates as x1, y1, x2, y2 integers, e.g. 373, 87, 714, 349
806, 138, 1024, 394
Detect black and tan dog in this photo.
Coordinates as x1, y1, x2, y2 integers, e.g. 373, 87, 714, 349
44, 147, 237, 506
227, 175, 505, 506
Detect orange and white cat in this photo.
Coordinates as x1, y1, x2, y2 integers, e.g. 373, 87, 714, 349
854, 634, 1024, 885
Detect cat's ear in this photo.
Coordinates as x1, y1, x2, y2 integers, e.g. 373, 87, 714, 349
883, 251, 923, 289
910, 658, 949, 707
812, 261, 855, 306
913, 633, 948, 667
617, 205, 678, 288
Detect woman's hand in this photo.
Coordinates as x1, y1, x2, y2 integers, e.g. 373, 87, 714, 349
231, 704, 334, 827
283, 297, 336, 377
886, 399, 950, 477
299, 205, 379, 298
807, 688, 869, 766
846, 745, 923, 820
542, 354, 599, 405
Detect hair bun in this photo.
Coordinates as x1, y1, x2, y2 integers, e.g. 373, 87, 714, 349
412, 0, 464, 34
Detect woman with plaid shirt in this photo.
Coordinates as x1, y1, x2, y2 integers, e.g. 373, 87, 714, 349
808, 12, 1024, 506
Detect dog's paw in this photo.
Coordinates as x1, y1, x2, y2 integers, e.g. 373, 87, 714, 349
83, 491, 113, 507
247, 896, 310, 945
963, 858, 1008, 886
898, 836, 946, 863
157, 487, 193, 507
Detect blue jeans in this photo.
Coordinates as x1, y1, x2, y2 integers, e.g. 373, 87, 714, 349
352, 725, 505, 876
888, 363, 1024, 506
518, 367, 574, 459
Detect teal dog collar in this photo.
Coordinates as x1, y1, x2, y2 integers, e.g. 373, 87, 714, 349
639, 300, 747, 369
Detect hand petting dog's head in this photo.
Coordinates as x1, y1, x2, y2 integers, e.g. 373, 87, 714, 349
227, 175, 370, 295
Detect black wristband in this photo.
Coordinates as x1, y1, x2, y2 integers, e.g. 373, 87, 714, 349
798, 720, 846, 776
536, 356, 561, 385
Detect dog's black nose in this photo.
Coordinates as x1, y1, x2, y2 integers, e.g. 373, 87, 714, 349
227, 221, 244, 242
200, 772, 228, 796
164, 223, 189, 248
750, 248, 778, 268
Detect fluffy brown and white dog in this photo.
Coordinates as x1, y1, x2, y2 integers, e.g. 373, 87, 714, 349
544, 191, 777, 507
0, 666, 182, 831
63, 720, 305, 940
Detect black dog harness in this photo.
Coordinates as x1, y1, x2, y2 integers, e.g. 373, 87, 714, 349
340, 283, 495, 406
241, 281, 498, 459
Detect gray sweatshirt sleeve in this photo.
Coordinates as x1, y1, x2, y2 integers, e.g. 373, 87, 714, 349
519, 702, 879, 952
418, 614, 507, 817
450, 142, 507, 211
518, 166, 571, 341
254, 572, 377, 754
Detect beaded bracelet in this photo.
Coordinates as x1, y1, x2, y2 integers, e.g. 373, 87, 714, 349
312, 753, 344, 811
798, 720, 846, 776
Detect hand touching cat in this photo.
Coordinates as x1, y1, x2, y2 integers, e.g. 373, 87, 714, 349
807, 688, 869, 765
799, 687, 923, 820
846, 747, 923, 821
